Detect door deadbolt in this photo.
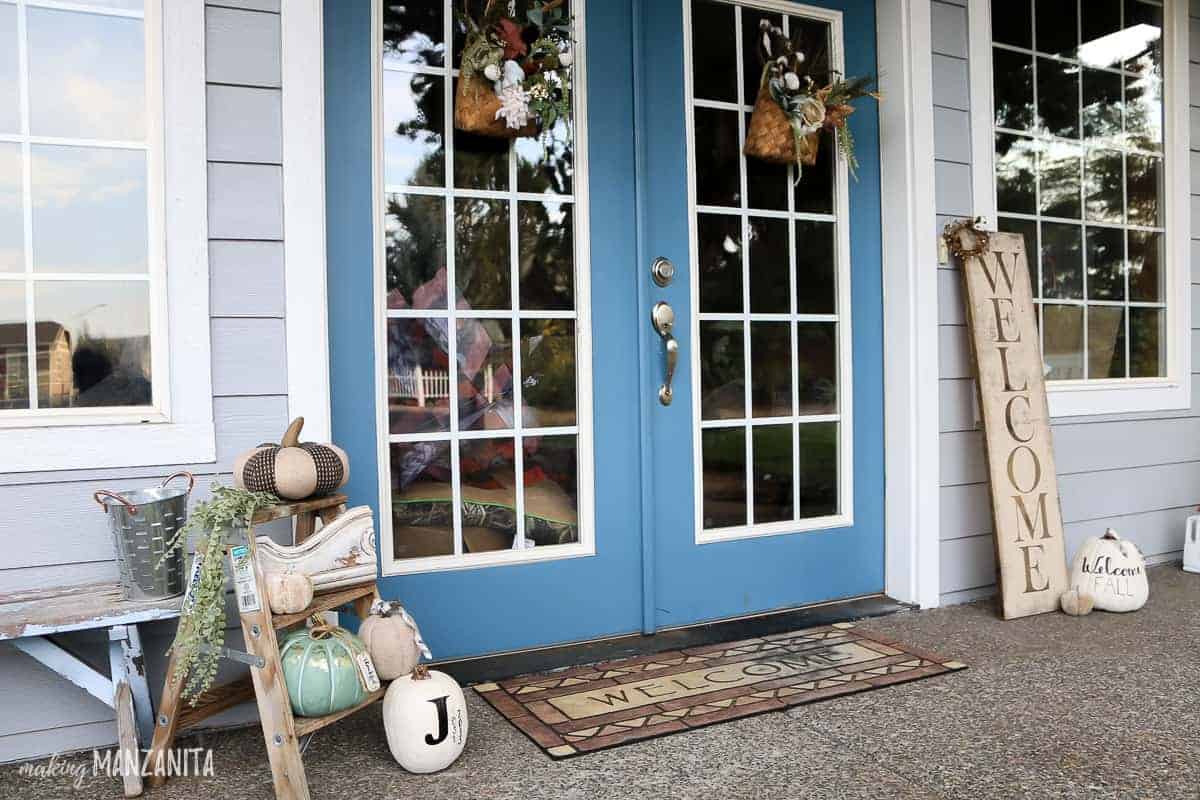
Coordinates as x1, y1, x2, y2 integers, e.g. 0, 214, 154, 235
650, 257, 675, 287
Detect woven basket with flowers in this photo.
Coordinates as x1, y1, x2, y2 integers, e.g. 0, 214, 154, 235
744, 19, 879, 180
455, 0, 573, 139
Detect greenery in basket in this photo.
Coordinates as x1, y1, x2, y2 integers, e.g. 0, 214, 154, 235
160, 484, 279, 704
457, 0, 573, 132
755, 20, 879, 178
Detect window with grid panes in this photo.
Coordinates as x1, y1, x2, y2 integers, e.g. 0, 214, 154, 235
689, 0, 850, 539
991, 0, 1168, 381
380, 0, 590, 568
0, 0, 157, 415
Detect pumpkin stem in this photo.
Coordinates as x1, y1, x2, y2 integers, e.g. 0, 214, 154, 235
281, 417, 305, 448
413, 664, 430, 680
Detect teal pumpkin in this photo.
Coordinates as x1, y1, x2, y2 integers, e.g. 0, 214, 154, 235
280, 625, 373, 717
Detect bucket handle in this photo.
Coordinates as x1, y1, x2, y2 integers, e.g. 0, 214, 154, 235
94, 490, 138, 515
94, 471, 194, 514
161, 471, 196, 496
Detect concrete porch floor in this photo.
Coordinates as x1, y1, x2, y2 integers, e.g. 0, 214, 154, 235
3, 564, 1196, 799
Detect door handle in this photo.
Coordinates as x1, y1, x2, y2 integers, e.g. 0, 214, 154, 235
650, 302, 678, 406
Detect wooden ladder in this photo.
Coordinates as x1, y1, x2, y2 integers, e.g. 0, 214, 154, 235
145, 495, 383, 800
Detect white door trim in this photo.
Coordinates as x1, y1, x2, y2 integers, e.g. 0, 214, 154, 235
877, 0, 941, 608
281, 0, 333, 441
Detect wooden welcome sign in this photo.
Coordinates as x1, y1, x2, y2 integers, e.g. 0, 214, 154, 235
947, 226, 1069, 619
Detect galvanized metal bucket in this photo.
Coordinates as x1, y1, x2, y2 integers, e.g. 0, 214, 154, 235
94, 472, 195, 601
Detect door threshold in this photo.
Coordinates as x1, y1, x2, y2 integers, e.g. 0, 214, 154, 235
437, 594, 911, 686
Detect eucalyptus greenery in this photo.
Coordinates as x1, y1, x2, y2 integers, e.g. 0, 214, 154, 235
160, 484, 279, 704
456, 0, 573, 133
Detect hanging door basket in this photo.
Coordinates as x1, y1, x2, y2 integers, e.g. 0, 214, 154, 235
454, 73, 538, 139
744, 82, 819, 166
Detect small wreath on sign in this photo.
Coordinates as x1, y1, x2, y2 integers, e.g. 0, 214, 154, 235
942, 218, 991, 261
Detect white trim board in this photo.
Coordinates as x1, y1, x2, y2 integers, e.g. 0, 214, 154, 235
963, 0, 1192, 419
878, 0, 941, 608
0, 0, 215, 472
281, 0, 332, 441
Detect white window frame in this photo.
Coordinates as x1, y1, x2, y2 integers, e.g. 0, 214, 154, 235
966, 0, 1191, 418
0, 0, 213, 471
682, 0, 855, 545
371, 0, 596, 576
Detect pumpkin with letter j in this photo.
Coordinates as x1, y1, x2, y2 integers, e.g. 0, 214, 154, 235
234, 417, 350, 501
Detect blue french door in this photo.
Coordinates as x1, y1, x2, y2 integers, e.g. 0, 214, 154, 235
324, 0, 883, 661
639, 0, 885, 629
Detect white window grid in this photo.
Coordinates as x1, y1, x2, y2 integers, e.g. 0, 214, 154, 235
376, 0, 592, 568
686, 0, 853, 542
992, 0, 1168, 380
0, 0, 161, 419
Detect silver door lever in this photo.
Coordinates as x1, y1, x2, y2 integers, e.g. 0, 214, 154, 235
651, 302, 678, 406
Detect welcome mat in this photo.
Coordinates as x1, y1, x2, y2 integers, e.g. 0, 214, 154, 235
475, 622, 965, 758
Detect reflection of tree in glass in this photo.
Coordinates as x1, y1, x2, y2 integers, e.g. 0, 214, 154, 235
455, 198, 511, 308
1124, 73, 1161, 150
992, 50, 1034, 131
71, 333, 151, 407
995, 134, 1036, 213
386, 194, 445, 309
521, 318, 575, 427
1126, 154, 1160, 226
1084, 150, 1123, 222
1039, 144, 1080, 218
1129, 308, 1162, 377
386, 80, 575, 311
384, 2, 445, 66
518, 199, 572, 309
699, 323, 744, 419
1040, 223, 1083, 299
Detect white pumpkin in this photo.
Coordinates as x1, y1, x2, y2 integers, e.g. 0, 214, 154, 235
359, 600, 429, 680
1059, 588, 1094, 617
265, 571, 314, 615
1069, 528, 1149, 613
383, 668, 468, 773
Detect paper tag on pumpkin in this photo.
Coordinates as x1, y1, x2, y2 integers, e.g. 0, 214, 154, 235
229, 545, 261, 613
355, 651, 381, 692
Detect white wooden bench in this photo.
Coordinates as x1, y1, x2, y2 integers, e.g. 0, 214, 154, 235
0, 582, 181, 796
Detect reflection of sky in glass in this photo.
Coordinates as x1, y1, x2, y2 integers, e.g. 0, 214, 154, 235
27, 8, 145, 141
383, 70, 443, 187
0, 5, 18, 135
0, 280, 23, 327
1078, 24, 1159, 69
31, 145, 147, 273
35, 280, 148, 342
79, 1, 145, 10
0, 143, 21, 272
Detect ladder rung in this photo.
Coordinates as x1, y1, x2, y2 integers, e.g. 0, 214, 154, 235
294, 685, 387, 737
175, 676, 257, 731
272, 583, 378, 630
251, 494, 348, 525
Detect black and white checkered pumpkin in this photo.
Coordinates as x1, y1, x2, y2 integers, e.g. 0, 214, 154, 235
233, 417, 349, 500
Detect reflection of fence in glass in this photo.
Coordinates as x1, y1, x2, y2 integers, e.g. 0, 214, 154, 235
390, 363, 499, 407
